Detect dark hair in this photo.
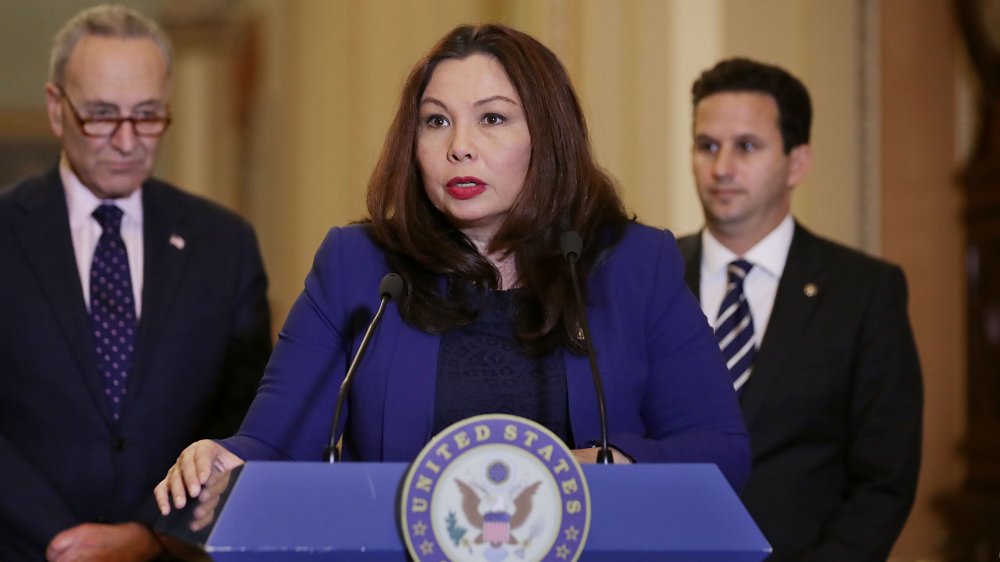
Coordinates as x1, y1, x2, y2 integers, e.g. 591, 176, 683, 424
367, 23, 629, 355
691, 57, 811, 153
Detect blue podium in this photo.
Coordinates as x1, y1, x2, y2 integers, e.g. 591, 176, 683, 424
156, 461, 770, 561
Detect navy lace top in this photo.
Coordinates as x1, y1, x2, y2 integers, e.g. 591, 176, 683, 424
431, 289, 573, 446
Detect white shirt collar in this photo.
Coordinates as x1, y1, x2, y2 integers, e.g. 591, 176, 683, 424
701, 214, 795, 278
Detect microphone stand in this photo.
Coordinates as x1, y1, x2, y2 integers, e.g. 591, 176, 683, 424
325, 273, 404, 462
561, 231, 613, 464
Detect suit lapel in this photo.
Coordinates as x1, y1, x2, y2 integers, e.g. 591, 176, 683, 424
739, 224, 826, 423
677, 233, 703, 299
11, 170, 113, 421
127, 184, 191, 407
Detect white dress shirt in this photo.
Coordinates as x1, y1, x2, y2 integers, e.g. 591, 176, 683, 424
61, 155, 145, 318
699, 214, 795, 345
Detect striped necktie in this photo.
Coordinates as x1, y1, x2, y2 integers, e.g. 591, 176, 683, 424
715, 259, 756, 393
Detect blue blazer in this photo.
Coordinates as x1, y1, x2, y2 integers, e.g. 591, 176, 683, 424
0, 168, 272, 559
224, 223, 750, 489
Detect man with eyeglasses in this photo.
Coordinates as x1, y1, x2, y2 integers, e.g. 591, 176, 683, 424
0, 5, 272, 561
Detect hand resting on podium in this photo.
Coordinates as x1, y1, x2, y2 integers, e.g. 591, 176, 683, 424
155, 437, 631, 517
155, 440, 242, 516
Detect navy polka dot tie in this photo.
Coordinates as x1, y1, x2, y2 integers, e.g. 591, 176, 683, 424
90, 205, 137, 421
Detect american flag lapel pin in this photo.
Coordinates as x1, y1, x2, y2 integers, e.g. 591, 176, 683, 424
169, 234, 186, 250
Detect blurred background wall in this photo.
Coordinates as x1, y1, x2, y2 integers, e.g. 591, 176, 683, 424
0, 1, 968, 560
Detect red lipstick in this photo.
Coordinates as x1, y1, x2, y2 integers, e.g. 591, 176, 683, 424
446, 176, 486, 200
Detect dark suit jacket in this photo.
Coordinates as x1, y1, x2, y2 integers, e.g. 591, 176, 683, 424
222, 223, 751, 489
0, 167, 272, 560
678, 223, 922, 562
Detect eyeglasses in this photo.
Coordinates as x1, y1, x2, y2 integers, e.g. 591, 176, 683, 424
57, 87, 171, 138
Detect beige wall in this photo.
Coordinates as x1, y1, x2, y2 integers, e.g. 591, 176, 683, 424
0, 0, 949, 559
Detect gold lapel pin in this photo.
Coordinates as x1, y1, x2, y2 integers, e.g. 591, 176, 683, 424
169, 234, 186, 250
803, 283, 818, 297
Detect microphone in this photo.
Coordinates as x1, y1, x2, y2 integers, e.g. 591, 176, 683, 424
325, 273, 405, 462
560, 231, 613, 464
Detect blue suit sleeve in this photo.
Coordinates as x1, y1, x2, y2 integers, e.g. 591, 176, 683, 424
600, 228, 751, 490
221, 227, 352, 461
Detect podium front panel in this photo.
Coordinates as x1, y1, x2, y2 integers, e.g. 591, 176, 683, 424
159, 462, 769, 561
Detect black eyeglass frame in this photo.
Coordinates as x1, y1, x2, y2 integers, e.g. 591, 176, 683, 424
56, 86, 172, 138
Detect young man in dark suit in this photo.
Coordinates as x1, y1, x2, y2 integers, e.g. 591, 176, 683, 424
0, 5, 271, 560
678, 57, 922, 561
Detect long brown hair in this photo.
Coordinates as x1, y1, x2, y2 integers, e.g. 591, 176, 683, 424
367, 23, 629, 355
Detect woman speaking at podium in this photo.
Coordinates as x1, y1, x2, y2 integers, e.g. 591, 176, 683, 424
156, 23, 749, 515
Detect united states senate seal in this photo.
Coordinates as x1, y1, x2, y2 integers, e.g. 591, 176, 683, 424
401, 414, 591, 562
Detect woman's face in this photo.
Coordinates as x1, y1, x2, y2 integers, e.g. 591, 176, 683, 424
416, 53, 532, 248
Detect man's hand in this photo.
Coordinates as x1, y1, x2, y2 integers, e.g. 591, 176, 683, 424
46, 522, 164, 562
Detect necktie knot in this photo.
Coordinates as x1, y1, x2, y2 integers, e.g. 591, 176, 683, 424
93, 204, 124, 233
727, 259, 753, 286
